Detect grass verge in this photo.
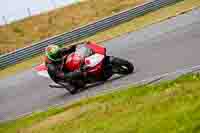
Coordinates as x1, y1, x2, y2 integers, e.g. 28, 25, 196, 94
1, 73, 200, 133
1, 0, 200, 79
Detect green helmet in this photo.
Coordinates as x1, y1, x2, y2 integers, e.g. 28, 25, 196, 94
45, 45, 61, 61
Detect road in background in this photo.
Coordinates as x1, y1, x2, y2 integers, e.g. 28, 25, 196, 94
0, 8, 200, 122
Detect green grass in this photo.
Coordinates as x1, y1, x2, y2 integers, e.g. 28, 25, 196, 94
1, 73, 200, 133
0, 107, 66, 133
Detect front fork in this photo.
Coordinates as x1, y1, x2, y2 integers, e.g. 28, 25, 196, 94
100, 56, 114, 80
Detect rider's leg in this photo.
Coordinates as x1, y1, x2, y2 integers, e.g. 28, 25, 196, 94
63, 71, 87, 89
63, 71, 87, 81
47, 63, 63, 83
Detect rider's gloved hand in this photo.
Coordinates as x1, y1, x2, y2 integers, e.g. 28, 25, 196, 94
80, 65, 89, 72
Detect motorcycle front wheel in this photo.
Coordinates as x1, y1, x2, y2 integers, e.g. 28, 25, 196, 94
111, 57, 134, 75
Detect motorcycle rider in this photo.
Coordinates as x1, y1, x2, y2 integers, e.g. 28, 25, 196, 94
44, 43, 88, 84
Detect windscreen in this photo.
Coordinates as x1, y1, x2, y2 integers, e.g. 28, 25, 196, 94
75, 44, 93, 58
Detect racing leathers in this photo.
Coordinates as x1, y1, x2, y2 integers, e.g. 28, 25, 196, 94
44, 45, 86, 83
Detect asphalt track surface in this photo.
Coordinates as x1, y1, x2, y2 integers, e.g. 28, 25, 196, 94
0, 8, 200, 122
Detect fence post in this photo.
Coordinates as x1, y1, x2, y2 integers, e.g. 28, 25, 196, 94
27, 8, 32, 17
2, 16, 7, 25
50, 0, 56, 8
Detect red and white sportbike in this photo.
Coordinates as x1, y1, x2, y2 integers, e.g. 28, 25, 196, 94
34, 42, 134, 94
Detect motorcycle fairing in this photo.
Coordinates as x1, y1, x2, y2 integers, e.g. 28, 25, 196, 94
84, 53, 104, 68
86, 43, 106, 55
34, 43, 106, 79
34, 63, 49, 78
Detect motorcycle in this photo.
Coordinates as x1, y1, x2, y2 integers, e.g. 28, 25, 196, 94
34, 42, 134, 94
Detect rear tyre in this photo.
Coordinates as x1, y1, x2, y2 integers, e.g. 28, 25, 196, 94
111, 57, 134, 75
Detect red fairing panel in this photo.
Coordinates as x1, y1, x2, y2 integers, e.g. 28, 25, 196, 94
87, 62, 103, 76
84, 53, 105, 76
34, 63, 48, 71
34, 63, 50, 78
86, 42, 106, 55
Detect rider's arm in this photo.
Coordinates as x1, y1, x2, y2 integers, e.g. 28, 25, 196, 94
46, 62, 65, 82
60, 45, 76, 56
44, 56, 52, 66
46, 63, 58, 81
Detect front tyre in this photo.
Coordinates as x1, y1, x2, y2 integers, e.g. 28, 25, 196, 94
111, 57, 134, 75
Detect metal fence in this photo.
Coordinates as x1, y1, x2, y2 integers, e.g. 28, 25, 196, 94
0, 0, 82, 25
0, 0, 181, 69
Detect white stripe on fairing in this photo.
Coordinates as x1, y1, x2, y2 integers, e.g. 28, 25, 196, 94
37, 70, 50, 78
